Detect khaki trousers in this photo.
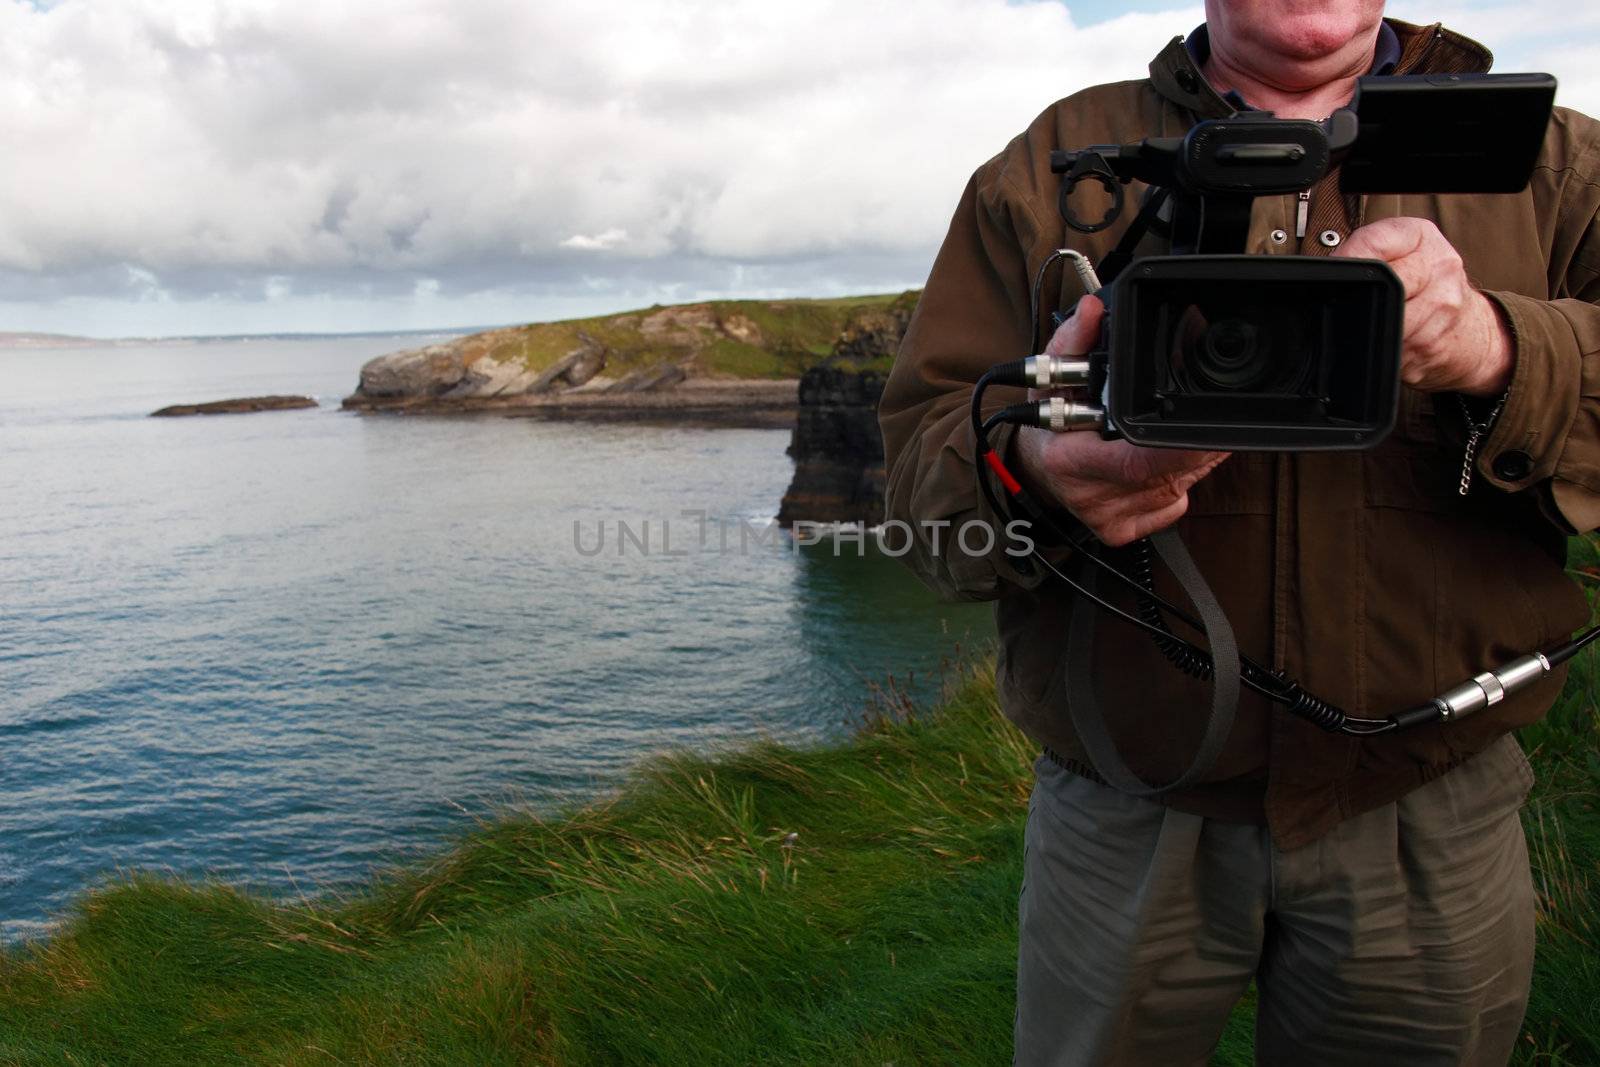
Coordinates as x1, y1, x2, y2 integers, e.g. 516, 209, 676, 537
1014, 736, 1537, 1067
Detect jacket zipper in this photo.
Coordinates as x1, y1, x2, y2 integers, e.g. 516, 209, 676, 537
1295, 191, 1311, 239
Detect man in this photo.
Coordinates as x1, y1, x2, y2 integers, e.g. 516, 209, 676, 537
879, 2, 1600, 1064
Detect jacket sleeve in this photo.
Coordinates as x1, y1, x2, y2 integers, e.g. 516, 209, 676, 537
1476, 111, 1600, 532
878, 163, 1058, 602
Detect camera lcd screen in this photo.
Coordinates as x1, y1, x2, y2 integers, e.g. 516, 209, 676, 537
1342, 73, 1556, 194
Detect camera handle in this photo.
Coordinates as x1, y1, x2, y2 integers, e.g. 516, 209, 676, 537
1058, 161, 1250, 259
1056, 153, 1124, 234
1052, 110, 1364, 257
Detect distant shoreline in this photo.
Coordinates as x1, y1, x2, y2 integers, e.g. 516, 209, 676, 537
0, 328, 477, 349
342, 377, 799, 428
0, 332, 97, 349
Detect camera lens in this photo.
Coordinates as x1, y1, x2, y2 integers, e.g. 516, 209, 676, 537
1168, 306, 1306, 394
1197, 319, 1264, 388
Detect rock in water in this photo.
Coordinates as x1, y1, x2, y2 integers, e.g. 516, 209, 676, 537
775, 293, 916, 527
777, 365, 886, 527
150, 395, 317, 417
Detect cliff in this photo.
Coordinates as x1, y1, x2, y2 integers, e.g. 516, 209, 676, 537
341, 294, 917, 421
776, 365, 887, 526
777, 292, 917, 526
337, 289, 918, 518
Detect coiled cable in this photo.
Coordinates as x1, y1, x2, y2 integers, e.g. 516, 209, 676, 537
1124, 539, 1215, 681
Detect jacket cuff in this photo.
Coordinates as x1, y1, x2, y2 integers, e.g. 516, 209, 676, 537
1475, 290, 1583, 492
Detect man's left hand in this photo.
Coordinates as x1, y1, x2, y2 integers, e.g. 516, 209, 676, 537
1333, 216, 1515, 397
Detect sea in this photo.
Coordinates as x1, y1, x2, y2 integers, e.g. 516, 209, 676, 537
0, 335, 994, 940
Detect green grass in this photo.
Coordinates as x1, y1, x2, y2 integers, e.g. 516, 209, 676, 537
1512, 534, 1600, 1065
466, 292, 917, 381
2, 546, 1598, 1065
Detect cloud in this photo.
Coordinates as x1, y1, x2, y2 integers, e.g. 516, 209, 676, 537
0, 0, 1594, 333
0, 0, 1193, 330
561, 228, 630, 252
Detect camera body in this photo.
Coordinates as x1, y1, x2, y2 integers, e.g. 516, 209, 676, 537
1051, 73, 1555, 451
1094, 255, 1403, 450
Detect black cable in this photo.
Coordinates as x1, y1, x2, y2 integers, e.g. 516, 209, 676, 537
1057, 524, 1362, 713
1025, 543, 1257, 685
1023, 548, 1392, 725
1124, 539, 1213, 678
1066, 528, 1203, 634
1032, 541, 1397, 732
1546, 624, 1600, 667
970, 369, 995, 450
981, 411, 1012, 442
972, 378, 1015, 525
970, 326, 1399, 734
1030, 251, 1071, 351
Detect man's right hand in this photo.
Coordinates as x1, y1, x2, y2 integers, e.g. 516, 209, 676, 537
1011, 294, 1231, 547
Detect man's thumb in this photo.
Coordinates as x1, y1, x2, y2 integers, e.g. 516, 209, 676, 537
1044, 294, 1104, 357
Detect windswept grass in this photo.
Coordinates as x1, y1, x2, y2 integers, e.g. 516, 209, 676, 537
1511, 535, 1600, 1065
1, 545, 1597, 1065
0, 670, 1039, 1066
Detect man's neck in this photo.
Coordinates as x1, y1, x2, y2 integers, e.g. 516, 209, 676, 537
1202, 27, 1381, 120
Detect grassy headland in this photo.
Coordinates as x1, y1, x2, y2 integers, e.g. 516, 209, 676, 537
340, 290, 920, 420
455, 291, 918, 382
3, 546, 1598, 1065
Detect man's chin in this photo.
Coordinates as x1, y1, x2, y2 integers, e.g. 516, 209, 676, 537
1212, 0, 1386, 75
1232, 19, 1382, 86
1275, 23, 1377, 61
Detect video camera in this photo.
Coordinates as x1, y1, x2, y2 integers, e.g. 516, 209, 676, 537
966, 73, 1596, 758
1039, 73, 1556, 451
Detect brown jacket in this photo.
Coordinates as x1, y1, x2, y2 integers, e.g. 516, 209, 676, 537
879, 20, 1600, 848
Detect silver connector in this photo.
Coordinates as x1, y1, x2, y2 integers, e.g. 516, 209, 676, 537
1435, 652, 1552, 722
1036, 397, 1105, 432
1022, 355, 1094, 389
1059, 249, 1103, 295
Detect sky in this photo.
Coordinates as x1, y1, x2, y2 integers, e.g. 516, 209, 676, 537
1, 0, 1597, 338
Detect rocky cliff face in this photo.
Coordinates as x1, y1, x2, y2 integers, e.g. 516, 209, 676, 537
346, 330, 609, 408
777, 366, 887, 527
776, 293, 916, 527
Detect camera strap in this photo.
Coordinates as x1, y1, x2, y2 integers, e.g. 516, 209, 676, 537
1063, 527, 1240, 797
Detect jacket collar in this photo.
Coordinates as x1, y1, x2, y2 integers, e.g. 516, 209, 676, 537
1147, 18, 1495, 118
